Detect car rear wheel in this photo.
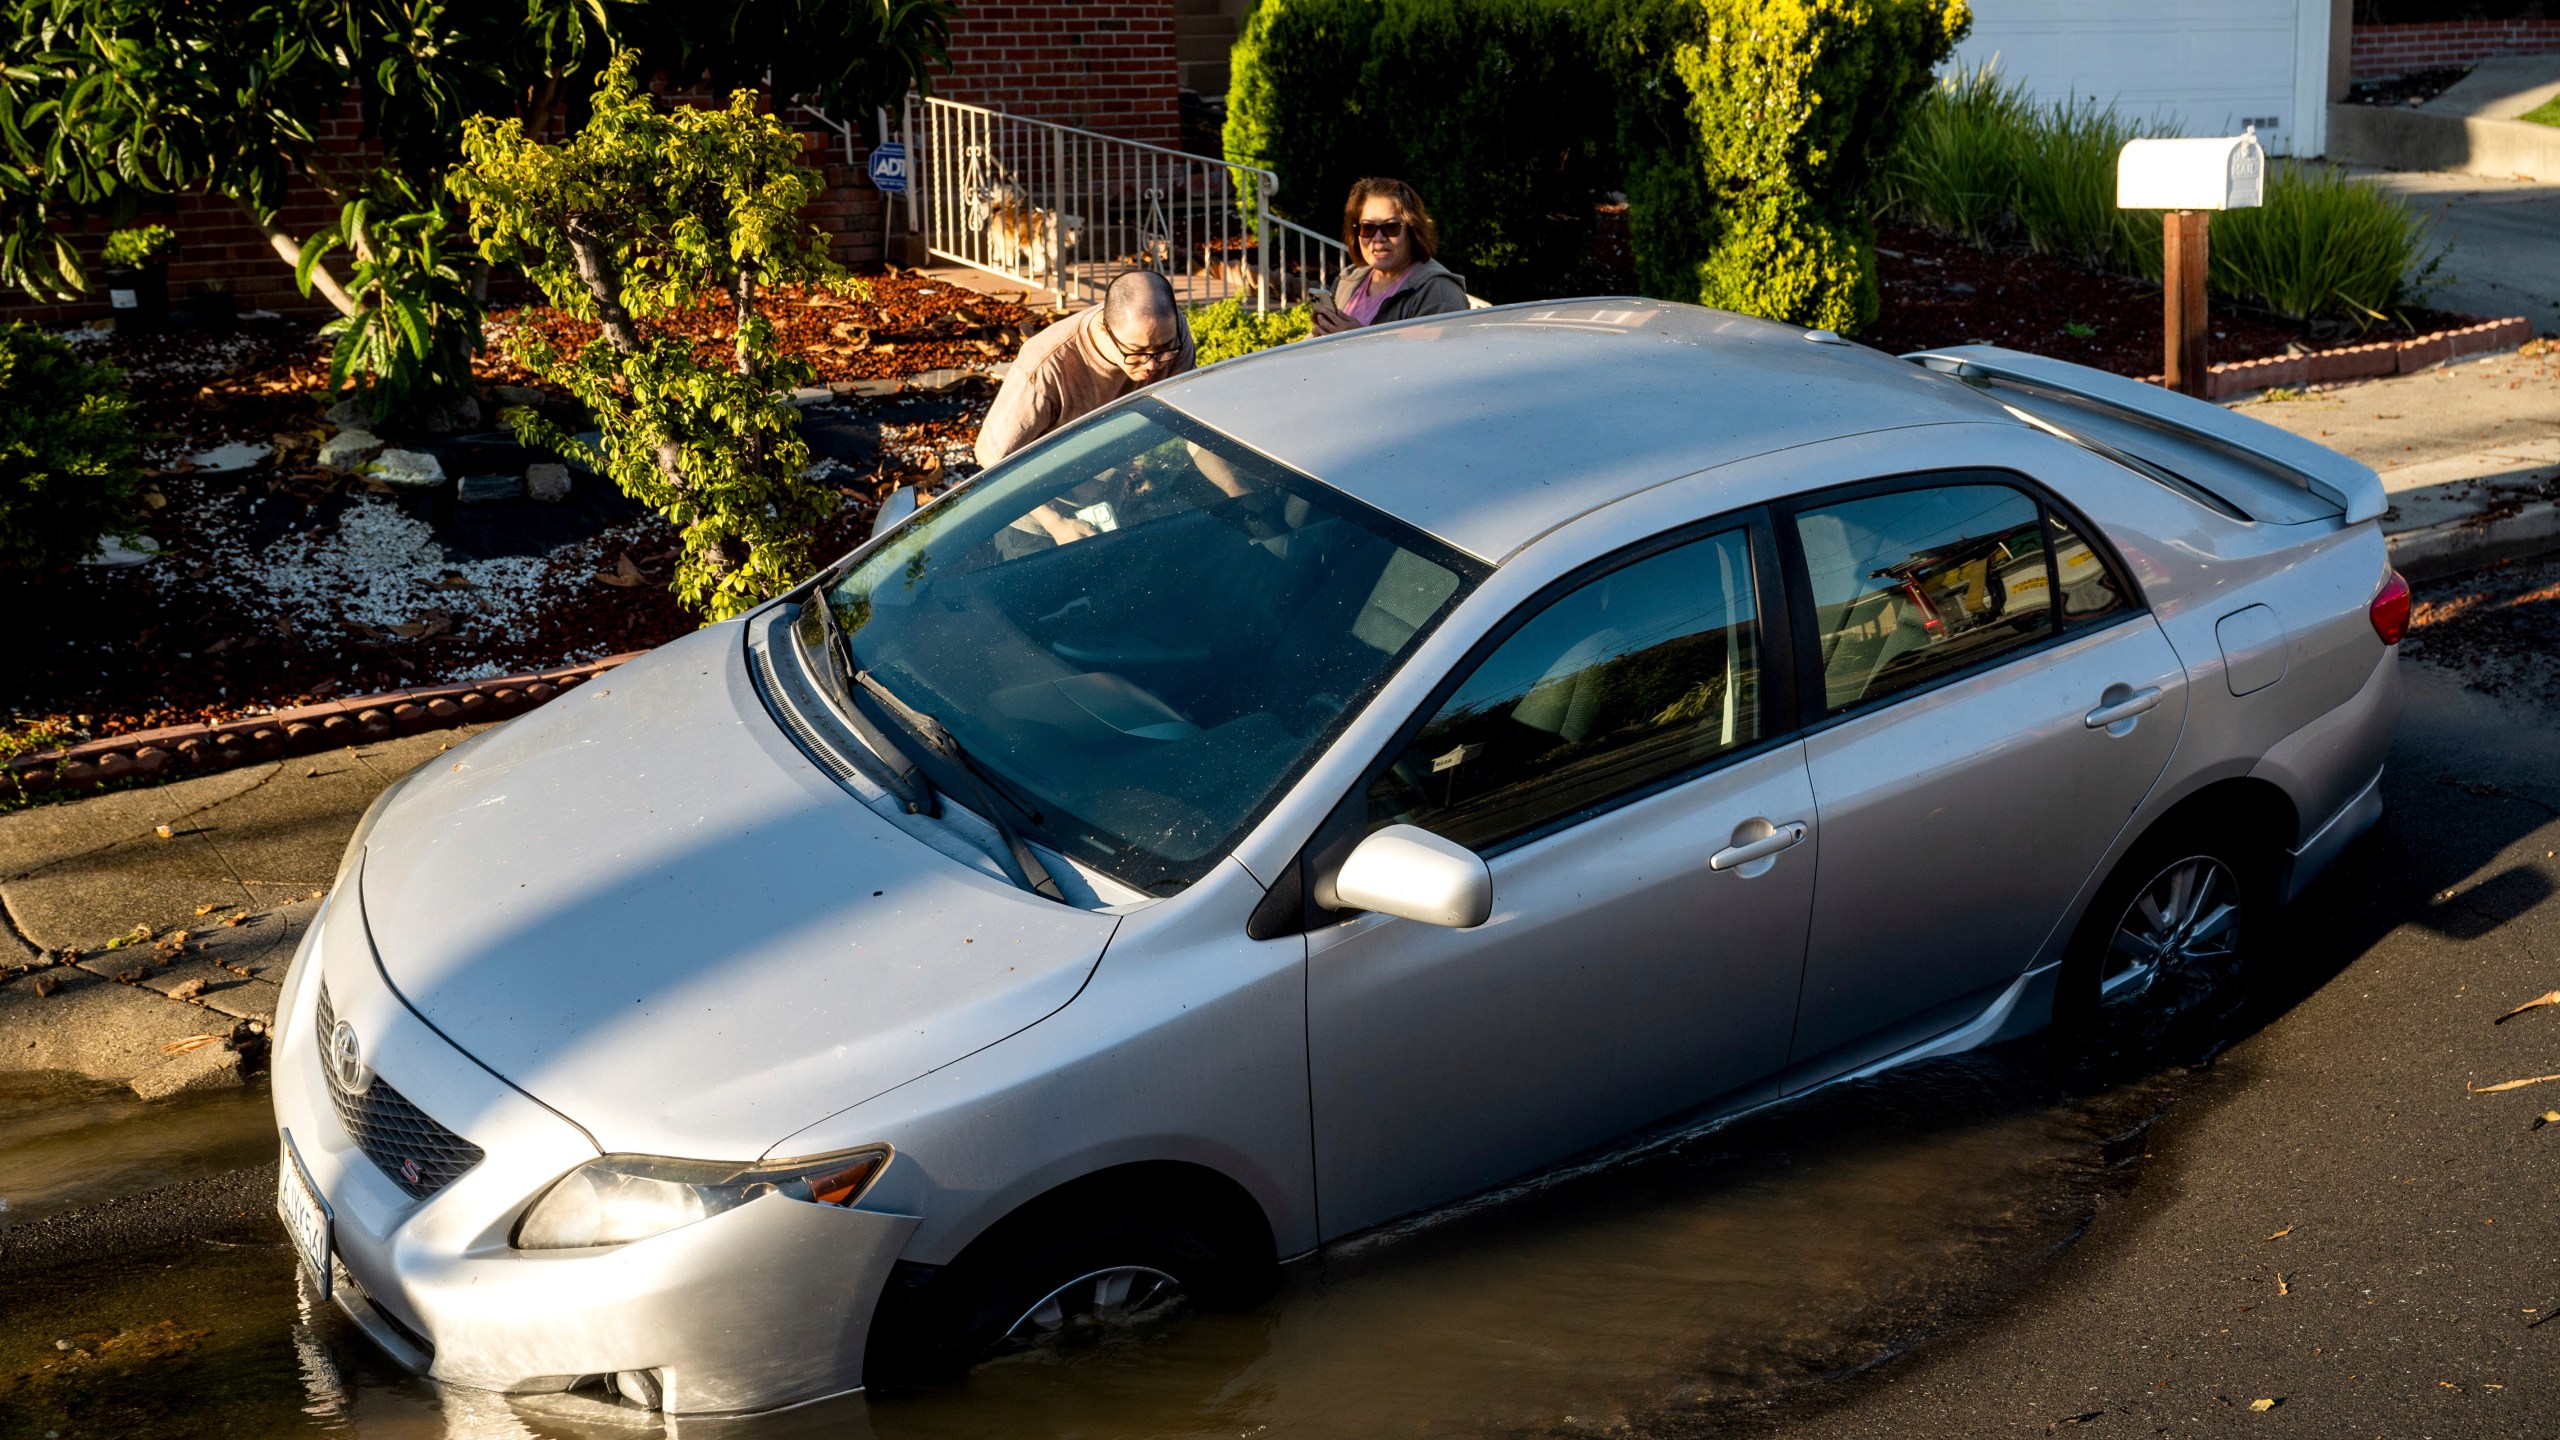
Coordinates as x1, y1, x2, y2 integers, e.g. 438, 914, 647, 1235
2060, 824, 2271, 1035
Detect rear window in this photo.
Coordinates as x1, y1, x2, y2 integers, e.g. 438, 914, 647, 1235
1994, 386, 2344, 526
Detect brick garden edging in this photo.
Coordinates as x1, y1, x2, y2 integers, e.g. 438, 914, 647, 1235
4, 652, 646, 800
2143, 316, 2535, 401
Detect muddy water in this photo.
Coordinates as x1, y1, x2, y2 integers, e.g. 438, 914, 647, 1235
0, 1044, 2187, 1440
0, 1071, 278, 1227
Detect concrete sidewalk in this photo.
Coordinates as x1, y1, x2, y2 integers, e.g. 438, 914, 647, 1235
0, 729, 481, 1090
2244, 344, 2560, 579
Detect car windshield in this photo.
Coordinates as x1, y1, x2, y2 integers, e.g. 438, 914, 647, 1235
811, 398, 1483, 893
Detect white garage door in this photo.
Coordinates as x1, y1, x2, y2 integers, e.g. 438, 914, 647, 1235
1952, 0, 2330, 156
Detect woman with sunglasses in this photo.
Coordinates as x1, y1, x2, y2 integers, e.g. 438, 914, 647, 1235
1310, 178, 1469, 337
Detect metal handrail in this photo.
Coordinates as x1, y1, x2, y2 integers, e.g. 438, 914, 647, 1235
912, 96, 1347, 315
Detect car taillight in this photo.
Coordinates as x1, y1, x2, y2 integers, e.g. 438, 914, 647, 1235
2369, 568, 2411, 646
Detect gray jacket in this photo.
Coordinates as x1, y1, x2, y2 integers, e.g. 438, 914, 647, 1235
1332, 257, 1470, 327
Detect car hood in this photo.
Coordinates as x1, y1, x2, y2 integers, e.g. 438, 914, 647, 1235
357, 621, 1118, 1158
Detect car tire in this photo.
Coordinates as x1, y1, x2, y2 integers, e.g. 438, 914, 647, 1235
865, 1196, 1267, 1387
2057, 820, 2273, 1035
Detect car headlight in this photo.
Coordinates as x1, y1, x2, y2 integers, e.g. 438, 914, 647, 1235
512, 1148, 889, 1251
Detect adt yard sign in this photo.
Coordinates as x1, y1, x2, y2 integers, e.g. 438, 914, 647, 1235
868, 143, 908, 194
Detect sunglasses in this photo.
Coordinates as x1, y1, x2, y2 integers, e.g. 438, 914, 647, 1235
1356, 220, 1407, 241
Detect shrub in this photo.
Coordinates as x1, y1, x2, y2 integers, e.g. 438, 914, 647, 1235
1191, 299, 1314, 364
1883, 70, 2445, 328
451, 51, 841, 622
1223, 0, 1382, 236
1606, 0, 1970, 333
100, 225, 173, 269
1226, 0, 1609, 302
1358, 0, 1613, 298
0, 323, 145, 572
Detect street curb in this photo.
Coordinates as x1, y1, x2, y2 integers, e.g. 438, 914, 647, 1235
4, 651, 646, 800
2389, 498, 2560, 583
2141, 316, 2535, 400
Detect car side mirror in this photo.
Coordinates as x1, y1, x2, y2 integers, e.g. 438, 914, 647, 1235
1328, 824, 1493, 929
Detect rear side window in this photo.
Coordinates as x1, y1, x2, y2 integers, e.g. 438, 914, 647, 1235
1793, 484, 2057, 713
1366, 528, 1763, 852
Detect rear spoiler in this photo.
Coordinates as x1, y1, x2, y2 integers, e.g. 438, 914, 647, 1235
1904, 346, 2388, 525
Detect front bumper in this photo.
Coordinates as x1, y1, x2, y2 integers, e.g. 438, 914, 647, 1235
273, 877, 920, 1414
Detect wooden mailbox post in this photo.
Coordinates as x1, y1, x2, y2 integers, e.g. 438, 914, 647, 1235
2117, 129, 2266, 397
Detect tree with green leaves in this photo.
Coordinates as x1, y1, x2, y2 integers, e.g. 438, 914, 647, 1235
450, 50, 849, 621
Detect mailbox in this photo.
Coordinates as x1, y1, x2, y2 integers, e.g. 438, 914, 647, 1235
2116, 129, 2266, 211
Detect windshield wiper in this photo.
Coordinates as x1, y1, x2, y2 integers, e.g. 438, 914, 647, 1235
800, 595, 938, 816
853, 670, 1067, 903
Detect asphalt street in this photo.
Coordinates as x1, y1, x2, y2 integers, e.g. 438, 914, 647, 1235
1749, 629, 2560, 1436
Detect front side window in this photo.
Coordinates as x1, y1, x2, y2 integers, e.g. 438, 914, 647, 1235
811, 399, 1481, 893
1365, 528, 1764, 853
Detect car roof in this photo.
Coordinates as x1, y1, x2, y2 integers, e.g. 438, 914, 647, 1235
1156, 300, 2019, 563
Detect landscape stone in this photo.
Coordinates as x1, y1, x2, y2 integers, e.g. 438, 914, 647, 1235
370, 448, 446, 489
415, 395, 483, 433
77, 535, 160, 568
491, 384, 551, 407
458, 473, 526, 504
317, 428, 384, 469
525, 462, 572, 503
128, 1042, 242, 1101
324, 397, 372, 428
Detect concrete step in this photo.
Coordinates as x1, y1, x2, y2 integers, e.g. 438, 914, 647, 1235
2329, 102, 2560, 183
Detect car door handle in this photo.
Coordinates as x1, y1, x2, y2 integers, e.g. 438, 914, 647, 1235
1709, 822, 1807, 872
2084, 687, 2164, 730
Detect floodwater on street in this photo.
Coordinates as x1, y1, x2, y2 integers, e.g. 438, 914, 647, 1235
0, 1045, 2196, 1440
0, 1072, 277, 1228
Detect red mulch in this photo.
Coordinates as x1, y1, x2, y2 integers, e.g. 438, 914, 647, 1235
1861, 222, 2481, 374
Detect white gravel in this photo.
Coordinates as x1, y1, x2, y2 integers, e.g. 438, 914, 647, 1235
192, 491, 653, 643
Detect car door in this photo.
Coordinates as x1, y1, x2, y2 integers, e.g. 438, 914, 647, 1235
1775, 473, 2189, 1088
1302, 519, 1820, 1239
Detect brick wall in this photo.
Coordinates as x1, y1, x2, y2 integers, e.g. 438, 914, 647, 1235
2352, 19, 2560, 75
938, 1, 1182, 148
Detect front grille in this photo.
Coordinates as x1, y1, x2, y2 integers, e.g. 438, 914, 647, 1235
314, 985, 485, 1201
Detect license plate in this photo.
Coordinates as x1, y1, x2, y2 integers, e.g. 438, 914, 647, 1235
277, 1129, 334, 1302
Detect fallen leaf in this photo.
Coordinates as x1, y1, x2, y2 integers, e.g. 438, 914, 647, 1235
2266, 1225, 2294, 1241
168, 978, 208, 1001
2249, 1398, 2278, 1412
2275, 1271, 2290, 1296
154, 824, 174, 839
2494, 990, 2560, 1024
31, 974, 58, 998
2055, 1411, 2102, 1427
598, 552, 645, 588
221, 912, 248, 928
2536, 1111, 2560, 1130
2470, 1073, 2560, 1095
159, 1033, 224, 1054
346, 619, 387, 641
194, 903, 220, 916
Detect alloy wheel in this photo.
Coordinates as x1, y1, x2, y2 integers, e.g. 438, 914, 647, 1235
2099, 854, 2243, 1013
1002, 1265, 1184, 1346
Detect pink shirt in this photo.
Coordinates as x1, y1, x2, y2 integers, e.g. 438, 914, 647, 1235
1341, 268, 1405, 327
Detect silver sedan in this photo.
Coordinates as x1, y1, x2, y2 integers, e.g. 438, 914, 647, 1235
270, 302, 2403, 1414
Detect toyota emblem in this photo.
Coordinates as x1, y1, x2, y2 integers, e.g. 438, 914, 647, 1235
327, 1019, 374, 1095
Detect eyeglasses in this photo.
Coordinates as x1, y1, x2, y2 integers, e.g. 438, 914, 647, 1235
1098, 311, 1182, 368
1356, 220, 1407, 241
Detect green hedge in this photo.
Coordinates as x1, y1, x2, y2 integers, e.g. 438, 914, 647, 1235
1606, 0, 1968, 333
1227, 0, 1965, 327
1226, 0, 1609, 302
0, 324, 144, 572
